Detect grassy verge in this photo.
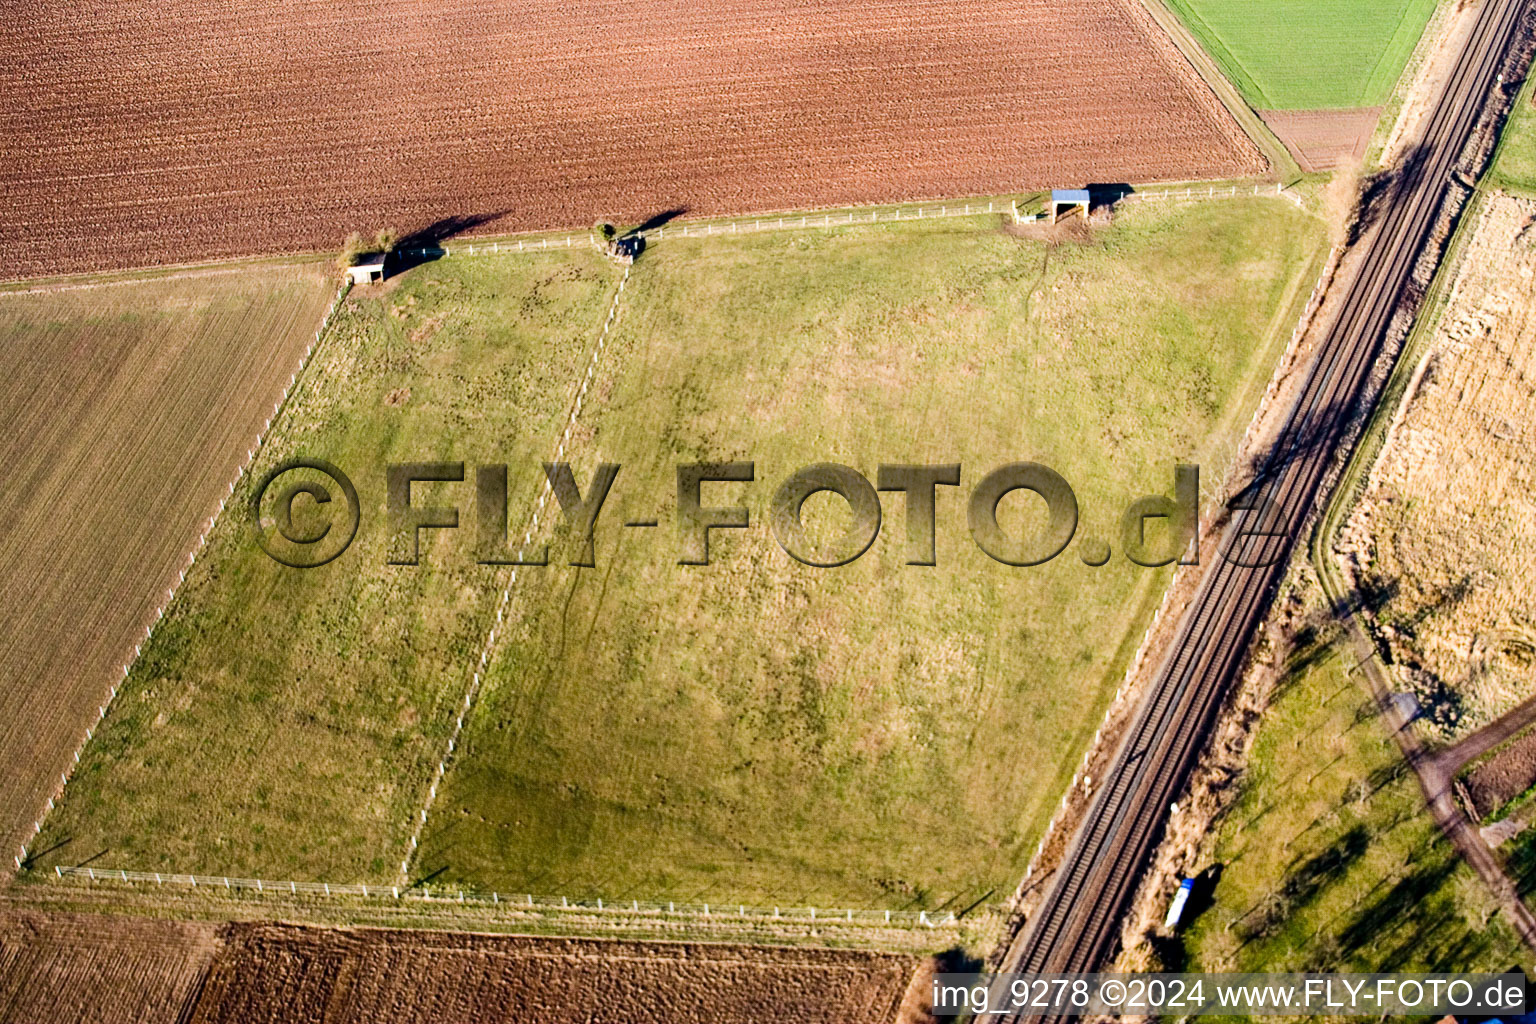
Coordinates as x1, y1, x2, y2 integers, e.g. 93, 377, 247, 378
32, 252, 621, 881
1140, 0, 1301, 181
1488, 86, 1536, 196
1164, 0, 1439, 110
417, 199, 1327, 912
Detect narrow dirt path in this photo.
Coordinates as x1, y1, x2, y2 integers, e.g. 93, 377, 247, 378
1338, 611, 1536, 953
1430, 694, 1536, 779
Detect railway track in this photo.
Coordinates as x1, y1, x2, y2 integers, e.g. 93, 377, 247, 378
996, 0, 1532, 1011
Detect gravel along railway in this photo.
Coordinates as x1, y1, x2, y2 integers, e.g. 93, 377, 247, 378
996, 0, 1532, 1010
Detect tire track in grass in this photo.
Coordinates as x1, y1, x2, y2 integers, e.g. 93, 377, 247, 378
398, 261, 632, 883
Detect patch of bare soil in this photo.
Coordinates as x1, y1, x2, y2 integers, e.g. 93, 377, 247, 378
1338, 196, 1536, 737
1260, 108, 1383, 172
1465, 727, 1536, 820
186, 923, 918, 1024
0, 909, 220, 1024
0, 0, 1264, 278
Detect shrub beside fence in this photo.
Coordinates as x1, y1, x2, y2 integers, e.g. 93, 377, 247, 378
52, 865, 957, 929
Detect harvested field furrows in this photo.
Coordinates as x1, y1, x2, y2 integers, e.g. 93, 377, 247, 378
0, 0, 1263, 279
1259, 107, 1383, 171
0, 265, 334, 873
1465, 728, 1536, 820
188, 923, 916, 1024
0, 910, 220, 1024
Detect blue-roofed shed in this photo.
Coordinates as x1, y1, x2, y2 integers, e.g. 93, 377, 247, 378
1050, 188, 1091, 223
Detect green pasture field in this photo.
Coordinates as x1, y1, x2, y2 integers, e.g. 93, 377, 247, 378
415, 200, 1327, 910
33, 252, 623, 880
1183, 646, 1526, 973
1490, 89, 1536, 195
36, 199, 1325, 909
1165, 0, 1438, 110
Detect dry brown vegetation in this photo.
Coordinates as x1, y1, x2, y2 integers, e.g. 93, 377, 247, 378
1338, 195, 1536, 737
0, 0, 1264, 278
0, 265, 334, 871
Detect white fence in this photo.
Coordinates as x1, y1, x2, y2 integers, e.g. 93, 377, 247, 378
1122, 181, 1299, 208
52, 865, 957, 929
397, 201, 1009, 261
398, 185, 1298, 263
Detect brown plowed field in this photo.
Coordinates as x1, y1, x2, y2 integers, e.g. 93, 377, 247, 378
0, 911, 920, 1024
0, 0, 1263, 279
188, 924, 917, 1024
0, 910, 220, 1024
1465, 728, 1536, 820
1259, 108, 1383, 172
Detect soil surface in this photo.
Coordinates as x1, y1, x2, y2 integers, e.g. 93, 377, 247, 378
0, 266, 334, 877
1465, 727, 1536, 820
186, 923, 917, 1024
0, 0, 1264, 278
0, 909, 220, 1024
0, 909, 921, 1023
1260, 108, 1383, 171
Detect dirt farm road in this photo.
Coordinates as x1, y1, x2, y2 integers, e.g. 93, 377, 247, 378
1429, 693, 1536, 780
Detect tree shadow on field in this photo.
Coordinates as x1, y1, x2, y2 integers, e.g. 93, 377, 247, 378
387, 210, 512, 275
623, 207, 687, 237
1236, 825, 1371, 943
